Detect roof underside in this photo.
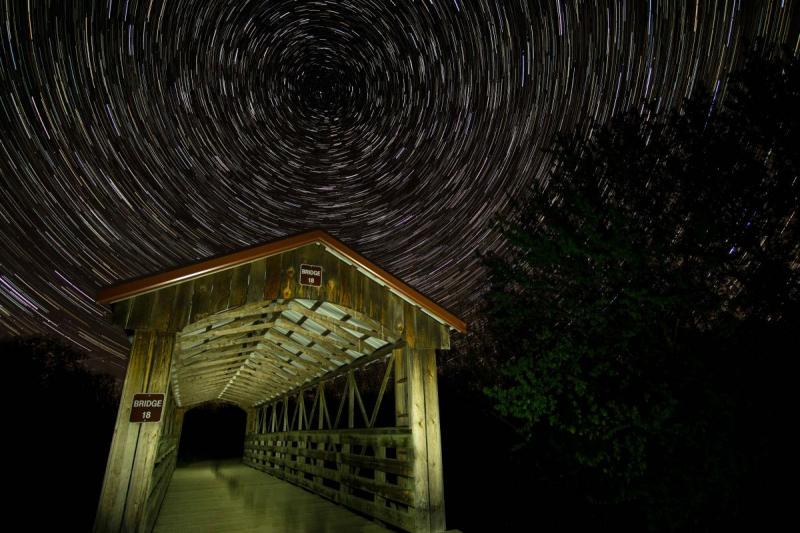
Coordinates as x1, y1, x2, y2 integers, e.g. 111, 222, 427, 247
173, 298, 398, 408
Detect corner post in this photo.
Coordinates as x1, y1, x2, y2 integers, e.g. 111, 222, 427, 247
405, 305, 447, 533
94, 330, 176, 533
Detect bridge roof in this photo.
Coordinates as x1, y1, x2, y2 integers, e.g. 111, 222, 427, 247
98, 230, 463, 408
96, 229, 465, 333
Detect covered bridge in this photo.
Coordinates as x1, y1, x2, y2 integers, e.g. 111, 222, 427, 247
94, 229, 465, 532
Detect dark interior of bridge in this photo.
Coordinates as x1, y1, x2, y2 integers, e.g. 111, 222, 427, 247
177, 402, 246, 465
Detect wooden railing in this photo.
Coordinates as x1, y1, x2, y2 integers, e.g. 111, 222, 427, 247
147, 434, 178, 526
144, 385, 182, 533
243, 427, 414, 531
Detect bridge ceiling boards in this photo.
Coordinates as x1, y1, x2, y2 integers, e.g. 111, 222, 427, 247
171, 298, 396, 407
97, 230, 465, 408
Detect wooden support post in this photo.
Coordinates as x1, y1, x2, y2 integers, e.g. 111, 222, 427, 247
245, 408, 258, 435
347, 370, 355, 429
393, 345, 409, 427
282, 395, 289, 432
317, 383, 325, 430
417, 348, 445, 533
298, 390, 306, 431
405, 306, 447, 533
94, 331, 176, 533
406, 344, 430, 533
173, 407, 186, 450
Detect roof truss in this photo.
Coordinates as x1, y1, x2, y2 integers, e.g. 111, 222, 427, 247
171, 298, 399, 408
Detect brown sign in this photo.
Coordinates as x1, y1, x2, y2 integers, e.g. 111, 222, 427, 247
130, 393, 165, 423
299, 264, 322, 287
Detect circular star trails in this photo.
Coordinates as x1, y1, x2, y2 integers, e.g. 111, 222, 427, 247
0, 0, 797, 375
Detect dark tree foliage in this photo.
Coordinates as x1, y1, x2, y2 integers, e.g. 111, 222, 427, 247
5, 336, 120, 529
478, 46, 798, 531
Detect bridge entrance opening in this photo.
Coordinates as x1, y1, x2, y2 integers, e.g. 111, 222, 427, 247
177, 403, 246, 465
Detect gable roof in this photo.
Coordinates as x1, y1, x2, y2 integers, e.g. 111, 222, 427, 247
96, 229, 466, 333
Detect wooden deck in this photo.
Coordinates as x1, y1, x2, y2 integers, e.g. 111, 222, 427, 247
153, 460, 393, 532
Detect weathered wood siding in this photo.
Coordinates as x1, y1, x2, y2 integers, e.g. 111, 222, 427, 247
109, 244, 439, 340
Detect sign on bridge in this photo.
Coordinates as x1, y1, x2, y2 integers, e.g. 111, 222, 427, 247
299, 264, 323, 287
130, 393, 165, 422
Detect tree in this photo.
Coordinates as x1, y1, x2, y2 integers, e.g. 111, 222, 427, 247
6, 336, 120, 529
478, 45, 798, 530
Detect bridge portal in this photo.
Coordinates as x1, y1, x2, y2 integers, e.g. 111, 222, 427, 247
93, 230, 465, 533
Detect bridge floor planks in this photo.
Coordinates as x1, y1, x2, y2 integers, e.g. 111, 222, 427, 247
153, 460, 392, 533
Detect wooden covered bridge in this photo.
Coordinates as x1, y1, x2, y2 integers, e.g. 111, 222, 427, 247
94, 230, 465, 532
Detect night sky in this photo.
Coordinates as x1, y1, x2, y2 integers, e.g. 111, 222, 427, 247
1, 1, 797, 376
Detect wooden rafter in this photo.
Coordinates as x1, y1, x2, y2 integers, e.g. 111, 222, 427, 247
172, 298, 397, 407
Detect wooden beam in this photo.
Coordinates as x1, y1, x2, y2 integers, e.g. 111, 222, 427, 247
220, 388, 264, 405
288, 301, 384, 340
180, 301, 286, 335
275, 317, 360, 360
256, 340, 400, 405
177, 344, 259, 362
180, 383, 226, 397
256, 339, 333, 374
94, 331, 176, 533
180, 332, 259, 359
180, 320, 276, 348
405, 308, 446, 533
262, 330, 338, 368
